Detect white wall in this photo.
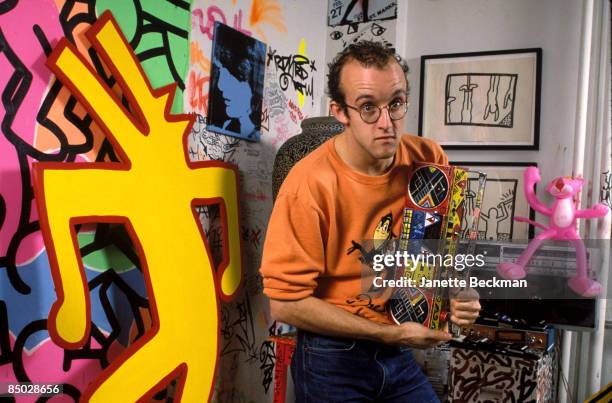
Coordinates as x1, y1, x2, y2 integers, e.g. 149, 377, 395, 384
399, 0, 582, 186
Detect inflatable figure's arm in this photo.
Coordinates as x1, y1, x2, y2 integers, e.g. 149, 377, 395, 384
523, 166, 552, 216
576, 203, 610, 219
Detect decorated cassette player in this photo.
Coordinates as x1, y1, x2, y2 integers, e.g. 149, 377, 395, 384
387, 163, 487, 330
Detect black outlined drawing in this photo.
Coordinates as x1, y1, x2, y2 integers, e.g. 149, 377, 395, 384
419, 48, 541, 150
453, 162, 536, 240
445, 73, 517, 128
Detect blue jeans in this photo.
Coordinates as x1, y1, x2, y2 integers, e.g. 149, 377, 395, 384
291, 331, 440, 403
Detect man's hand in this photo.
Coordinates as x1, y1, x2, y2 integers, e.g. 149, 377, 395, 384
382, 322, 452, 349
449, 287, 481, 326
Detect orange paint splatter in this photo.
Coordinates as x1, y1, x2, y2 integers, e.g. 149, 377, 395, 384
189, 41, 211, 73
249, 0, 287, 41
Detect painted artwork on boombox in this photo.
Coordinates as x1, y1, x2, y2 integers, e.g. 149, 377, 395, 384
207, 22, 266, 142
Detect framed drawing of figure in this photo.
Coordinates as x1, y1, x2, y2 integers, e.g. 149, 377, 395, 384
420, 49, 541, 150
452, 162, 537, 240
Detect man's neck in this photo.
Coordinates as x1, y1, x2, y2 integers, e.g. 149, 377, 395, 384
334, 133, 395, 176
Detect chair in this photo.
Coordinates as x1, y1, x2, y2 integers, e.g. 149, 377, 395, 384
271, 116, 344, 202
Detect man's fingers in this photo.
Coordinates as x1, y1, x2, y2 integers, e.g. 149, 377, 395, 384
396, 322, 453, 348
452, 300, 481, 312
452, 309, 480, 318
451, 311, 479, 322
449, 295, 481, 327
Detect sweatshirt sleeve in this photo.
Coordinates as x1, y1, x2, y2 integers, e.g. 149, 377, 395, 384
260, 191, 325, 301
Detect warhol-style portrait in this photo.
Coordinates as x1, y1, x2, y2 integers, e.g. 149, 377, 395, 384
207, 22, 266, 142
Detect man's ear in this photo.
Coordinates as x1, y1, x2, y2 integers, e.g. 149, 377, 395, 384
330, 101, 349, 126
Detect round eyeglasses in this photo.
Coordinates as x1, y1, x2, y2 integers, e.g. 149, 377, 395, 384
344, 100, 408, 124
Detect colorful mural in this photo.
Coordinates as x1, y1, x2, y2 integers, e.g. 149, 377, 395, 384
1, 0, 326, 401
38, 13, 243, 400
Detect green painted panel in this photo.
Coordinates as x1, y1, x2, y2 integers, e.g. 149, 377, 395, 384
96, 0, 191, 113
78, 232, 136, 273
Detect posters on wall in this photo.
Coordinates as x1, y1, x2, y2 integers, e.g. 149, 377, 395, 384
207, 22, 266, 142
327, 0, 397, 27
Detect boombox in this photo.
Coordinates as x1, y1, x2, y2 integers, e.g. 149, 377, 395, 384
388, 163, 487, 330
458, 321, 555, 352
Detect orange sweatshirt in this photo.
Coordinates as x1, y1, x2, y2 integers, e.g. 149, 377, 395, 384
260, 134, 448, 324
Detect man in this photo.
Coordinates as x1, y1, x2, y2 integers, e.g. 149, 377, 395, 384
260, 41, 480, 402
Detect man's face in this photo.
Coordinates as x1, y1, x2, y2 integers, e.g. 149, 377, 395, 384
333, 58, 407, 164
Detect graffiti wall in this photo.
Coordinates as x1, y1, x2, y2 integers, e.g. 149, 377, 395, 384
186, 1, 326, 401
0, 0, 326, 401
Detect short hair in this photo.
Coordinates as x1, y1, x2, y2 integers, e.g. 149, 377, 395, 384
327, 41, 409, 107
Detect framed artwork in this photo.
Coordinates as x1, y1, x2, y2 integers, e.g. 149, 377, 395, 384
327, 0, 397, 27
419, 49, 542, 150
450, 162, 537, 240
207, 22, 266, 142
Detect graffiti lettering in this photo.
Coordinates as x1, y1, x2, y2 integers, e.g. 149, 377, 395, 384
221, 296, 257, 362
188, 70, 210, 114
241, 226, 263, 249
260, 107, 270, 133
192, 6, 251, 40
273, 53, 314, 98
233, 9, 251, 36
270, 114, 292, 149
260, 339, 275, 393
266, 47, 316, 114
287, 99, 305, 121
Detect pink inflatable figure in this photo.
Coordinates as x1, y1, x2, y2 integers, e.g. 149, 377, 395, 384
497, 166, 609, 297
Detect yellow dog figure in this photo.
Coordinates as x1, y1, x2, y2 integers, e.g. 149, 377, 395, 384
33, 12, 243, 402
